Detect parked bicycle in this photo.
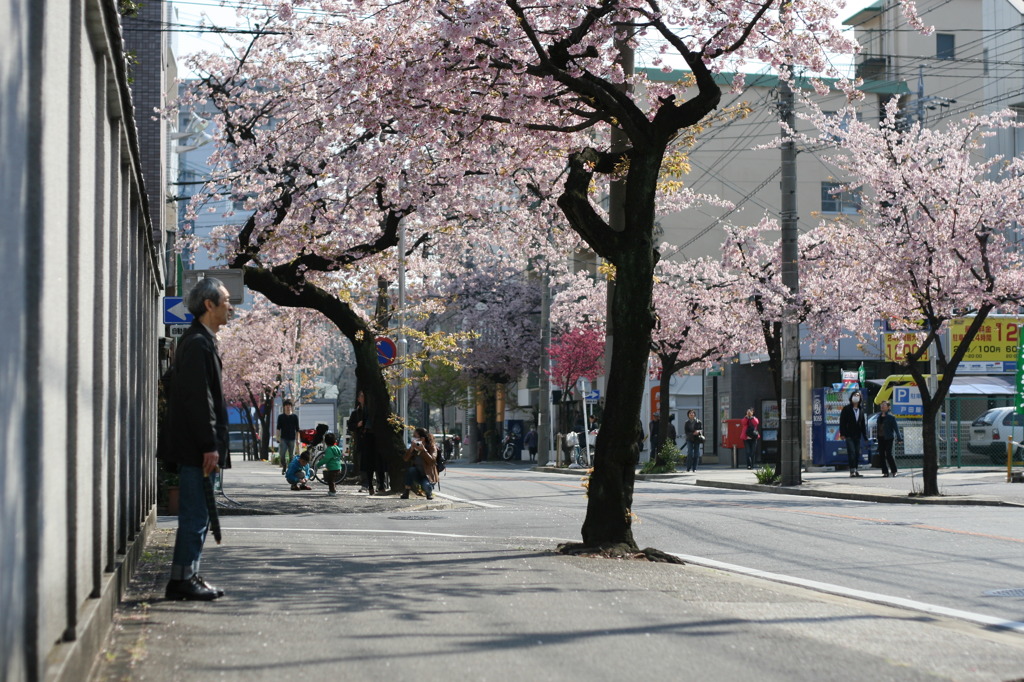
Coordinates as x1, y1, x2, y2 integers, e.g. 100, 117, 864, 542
309, 448, 353, 485
501, 433, 518, 461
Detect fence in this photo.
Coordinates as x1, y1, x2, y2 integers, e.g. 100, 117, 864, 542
876, 395, 1017, 470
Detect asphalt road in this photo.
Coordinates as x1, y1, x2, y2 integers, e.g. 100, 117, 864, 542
428, 466, 1024, 627
91, 461, 1024, 681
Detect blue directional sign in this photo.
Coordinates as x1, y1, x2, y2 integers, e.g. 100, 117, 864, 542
164, 297, 193, 325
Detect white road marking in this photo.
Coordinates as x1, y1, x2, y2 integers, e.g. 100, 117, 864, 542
433, 493, 503, 509
670, 552, 1024, 634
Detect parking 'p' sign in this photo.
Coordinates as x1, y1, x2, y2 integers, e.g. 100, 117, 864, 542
376, 336, 398, 367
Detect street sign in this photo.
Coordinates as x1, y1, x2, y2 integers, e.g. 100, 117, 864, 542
584, 390, 601, 404
376, 336, 397, 367
891, 385, 923, 417
168, 324, 189, 339
163, 297, 193, 325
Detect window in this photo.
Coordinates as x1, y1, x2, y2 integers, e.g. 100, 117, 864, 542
937, 33, 955, 60
821, 182, 861, 214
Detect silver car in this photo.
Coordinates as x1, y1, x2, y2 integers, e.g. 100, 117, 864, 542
968, 407, 1024, 463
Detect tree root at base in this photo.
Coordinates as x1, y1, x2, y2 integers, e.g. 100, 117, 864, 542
557, 542, 685, 564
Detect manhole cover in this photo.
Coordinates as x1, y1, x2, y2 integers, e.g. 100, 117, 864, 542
388, 515, 443, 521
983, 588, 1024, 597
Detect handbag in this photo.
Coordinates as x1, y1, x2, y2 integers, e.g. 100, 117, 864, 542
695, 433, 706, 444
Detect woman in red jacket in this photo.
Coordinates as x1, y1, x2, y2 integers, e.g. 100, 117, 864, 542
741, 408, 760, 470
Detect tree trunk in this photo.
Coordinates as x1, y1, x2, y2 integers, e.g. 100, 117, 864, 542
580, 240, 655, 549
352, 331, 404, 490
903, 307, 993, 497
656, 361, 673, 466
241, 265, 405, 477
920, 401, 940, 496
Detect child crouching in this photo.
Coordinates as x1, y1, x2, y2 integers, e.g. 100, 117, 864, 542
286, 451, 312, 490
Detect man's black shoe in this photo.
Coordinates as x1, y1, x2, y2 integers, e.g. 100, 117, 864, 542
195, 575, 225, 598
166, 575, 220, 601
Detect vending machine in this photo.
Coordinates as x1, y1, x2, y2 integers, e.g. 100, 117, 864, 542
811, 386, 870, 467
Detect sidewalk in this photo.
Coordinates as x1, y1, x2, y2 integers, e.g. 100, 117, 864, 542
536, 462, 1024, 507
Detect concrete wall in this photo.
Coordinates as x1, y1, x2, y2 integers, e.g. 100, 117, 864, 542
0, 2, 162, 680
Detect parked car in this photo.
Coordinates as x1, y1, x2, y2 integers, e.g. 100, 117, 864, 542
968, 407, 1024, 463
228, 423, 259, 459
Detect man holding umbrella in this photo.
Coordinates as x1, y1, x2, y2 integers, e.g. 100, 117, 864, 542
164, 277, 231, 601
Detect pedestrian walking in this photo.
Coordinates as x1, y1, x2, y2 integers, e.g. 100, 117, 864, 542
876, 400, 902, 477
741, 408, 760, 469
839, 390, 868, 477
164, 277, 231, 602
683, 409, 703, 472
524, 426, 539, 462
276, 398, 299, 474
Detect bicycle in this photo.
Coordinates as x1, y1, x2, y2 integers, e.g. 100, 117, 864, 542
309, 445, 355, 486
501, 435, 517, 461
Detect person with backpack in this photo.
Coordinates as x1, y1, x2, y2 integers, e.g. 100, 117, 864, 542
400, 427, 439, 500
741, 407, 760, 470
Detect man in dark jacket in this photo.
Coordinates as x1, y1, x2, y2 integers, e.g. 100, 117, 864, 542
165, 277, 231, 601
839, 390, 868, 478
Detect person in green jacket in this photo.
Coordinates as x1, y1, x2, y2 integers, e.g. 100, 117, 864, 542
320, 433, 344, 496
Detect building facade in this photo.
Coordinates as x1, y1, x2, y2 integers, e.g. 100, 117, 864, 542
1, 1, 163, 680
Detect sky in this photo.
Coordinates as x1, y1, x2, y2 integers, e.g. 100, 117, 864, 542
170, 0, 879, 79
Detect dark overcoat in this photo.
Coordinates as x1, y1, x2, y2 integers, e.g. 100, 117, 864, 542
167, 321, 228, 468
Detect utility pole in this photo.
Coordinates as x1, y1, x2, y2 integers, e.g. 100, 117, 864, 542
605, 34, 633, 439
779, 71, 802, 486
539, 272, 552, 465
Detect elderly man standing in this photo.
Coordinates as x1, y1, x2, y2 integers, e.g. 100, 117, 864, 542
165, 278, 231, 601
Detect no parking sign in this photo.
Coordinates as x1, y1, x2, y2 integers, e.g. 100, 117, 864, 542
376, 336, 397, 367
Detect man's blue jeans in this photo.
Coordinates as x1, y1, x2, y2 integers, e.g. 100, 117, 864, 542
685, 440, 700, 471
280, 438, 296, 471
170, 465, 209, 581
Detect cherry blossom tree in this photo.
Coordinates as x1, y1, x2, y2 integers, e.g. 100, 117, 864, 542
449, 262, 542, 459
802, 104, 1024, 495
721, 219, 832, 402
218, 297, 340, 459
648, 255, 765, 452
180, 16, 565, 475
547, 325, 606, 403
546, 324, 606, 453
186, 0, 927, 554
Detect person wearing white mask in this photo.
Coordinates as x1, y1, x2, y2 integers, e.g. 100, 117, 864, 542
838, 390, 868, 477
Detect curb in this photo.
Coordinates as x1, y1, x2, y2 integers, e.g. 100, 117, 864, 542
691, 479, 1024, 507
532, 465, 1023, 507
